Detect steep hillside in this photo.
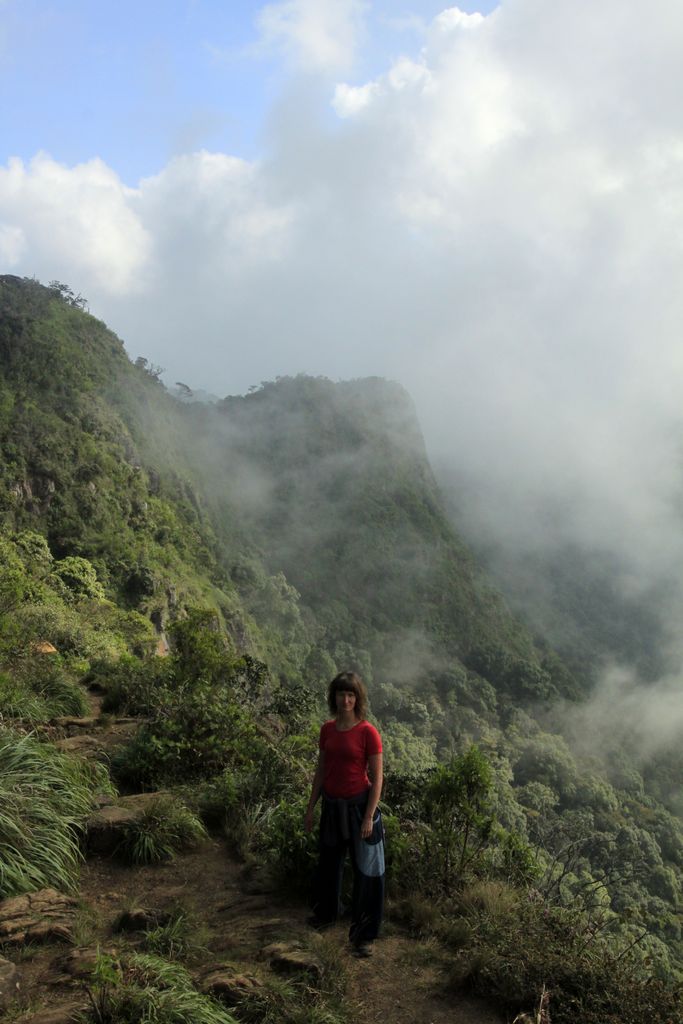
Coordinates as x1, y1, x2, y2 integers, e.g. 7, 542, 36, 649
0, 275, 682, 1022
212, 376, 576, 703
0, 274, 576, 715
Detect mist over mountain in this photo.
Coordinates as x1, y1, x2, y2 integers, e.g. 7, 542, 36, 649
5, 2, 683, 798
1, 275, 683, 1010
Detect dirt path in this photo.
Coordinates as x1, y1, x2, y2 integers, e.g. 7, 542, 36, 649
76, 840, 504, 1024
8, 835, 504, 1023
4, 689, 504, 1024
344, 931, 503, 1024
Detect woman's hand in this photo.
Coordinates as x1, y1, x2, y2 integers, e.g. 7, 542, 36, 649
360, 813, 373, 839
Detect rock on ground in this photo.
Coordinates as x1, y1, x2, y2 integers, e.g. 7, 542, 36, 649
262, 941, 322, 979
199, 965, 264, 1003
0, 955, 20, 1009
86, 792, 168, 856
0, 889, 78, 946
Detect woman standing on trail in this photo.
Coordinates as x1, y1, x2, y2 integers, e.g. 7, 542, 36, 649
304, 671, 385, 958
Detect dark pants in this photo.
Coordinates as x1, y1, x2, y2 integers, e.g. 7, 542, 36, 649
312, 790, 385, 944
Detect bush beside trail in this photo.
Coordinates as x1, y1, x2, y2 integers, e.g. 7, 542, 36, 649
0, 729, 109, 898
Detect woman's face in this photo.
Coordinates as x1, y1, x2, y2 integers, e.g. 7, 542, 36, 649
335, 688, 357, 715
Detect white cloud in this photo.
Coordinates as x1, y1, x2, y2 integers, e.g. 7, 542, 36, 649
4, 0, 683, 635
333, 56, 433, 118
434, 7, 487, 32
0, 223, 26, 265
255, 0, 367, 73
137, 151, 294, 267
0, 154, 150, 294
332, 80, 380, 117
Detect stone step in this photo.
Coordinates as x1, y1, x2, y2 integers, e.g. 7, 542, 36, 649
0, 889, 78, 948
51, 715, 99, 731
53, 734, 104, 759
86, 792, 169, 855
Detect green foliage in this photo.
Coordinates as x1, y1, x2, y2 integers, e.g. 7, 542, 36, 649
381, 720, 437, 776
97, 654, 170, 716
260, 793, 320, 894
50, 556, 105, 602
423, 746, 496, 892
0, 658, 87, 723
0, 534, 33, 616
450, 886, 683, 1024
0, 729, 105, 897
111, 611, 273, 788
140, 906, 209, 961
115, 795, 207, 865
113, 677, 259, 788
82, 951, 237, 1024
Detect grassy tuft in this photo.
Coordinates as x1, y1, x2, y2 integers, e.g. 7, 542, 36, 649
0, 728, 102, 897
456, 879, 518, 920
81, 951, 238, 1024
0, 664, 88, 724
140, 905, 210, 962
115, 795, 207, 865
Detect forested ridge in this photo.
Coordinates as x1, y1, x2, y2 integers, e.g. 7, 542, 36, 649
0, 274, 681, 1023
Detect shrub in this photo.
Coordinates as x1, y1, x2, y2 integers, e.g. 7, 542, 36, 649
96, 654, 169, 716
422, 745, 496, 894
110, 612, 274, 788
260, 793, 319, 894
450, 888, 683, 1024
9, 602, 124, 662
115, 796, 207, 865
50, 556, 105, 602
112, 686, 261, 788
0, 729, 106, 897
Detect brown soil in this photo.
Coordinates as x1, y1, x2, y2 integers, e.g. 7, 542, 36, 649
7, 837, 504, 1024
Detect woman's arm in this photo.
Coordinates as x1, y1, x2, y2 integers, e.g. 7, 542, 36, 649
361, 752, 383, 838
304, 750, 325, 832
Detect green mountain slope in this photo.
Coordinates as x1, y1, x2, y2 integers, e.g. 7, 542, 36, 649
0, 275, 573, 709
1, 275, 682, 1017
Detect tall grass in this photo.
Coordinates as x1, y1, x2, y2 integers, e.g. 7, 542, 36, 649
0, 729, 104, 897
0, 665, 88, 724
82, 952, 238, 1024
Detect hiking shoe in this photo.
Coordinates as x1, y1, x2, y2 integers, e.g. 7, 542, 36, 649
352, 942, 373, 958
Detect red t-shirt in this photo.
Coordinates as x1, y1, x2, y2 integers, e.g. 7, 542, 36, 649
319, 719, 383, 799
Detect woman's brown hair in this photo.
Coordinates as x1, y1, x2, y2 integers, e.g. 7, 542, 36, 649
327, 671, 368, 720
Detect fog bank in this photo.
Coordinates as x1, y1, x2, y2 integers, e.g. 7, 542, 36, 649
4, 2, 683, 718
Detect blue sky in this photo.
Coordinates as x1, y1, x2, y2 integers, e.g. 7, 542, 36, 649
1, 0, 498, 184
